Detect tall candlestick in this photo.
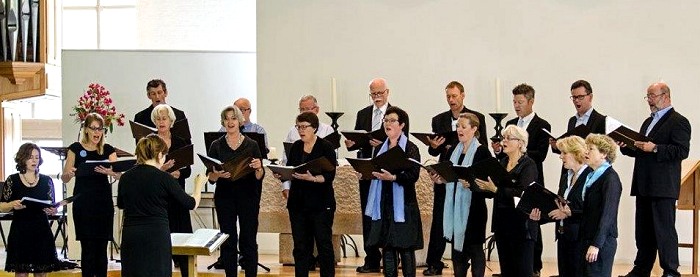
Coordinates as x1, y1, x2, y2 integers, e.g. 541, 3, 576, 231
331, 77, 338, 112
495, 77, 502, 112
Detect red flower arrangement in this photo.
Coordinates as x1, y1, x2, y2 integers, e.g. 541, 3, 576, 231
71, 83, 126, 133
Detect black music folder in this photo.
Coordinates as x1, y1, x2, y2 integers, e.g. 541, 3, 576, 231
129, 120, 156, 140
242, 132, 269, 157
266, 156, 336, 181
204, 132, 226, 154
165, 144, 194, 172
323, 132, 342, 150
283, 142, 293, 159
452, 157, 510, 186
340, 129, 388, 149
197, 154, 255, 182
171, 119, 192, 141
346, 146, 414, 180
410, 160, 458, 183
76, 157, 137, 177
607, 125, 650, 150
516, 183, 566, 217
543, 124, 591, 140
410, 131, 459, 147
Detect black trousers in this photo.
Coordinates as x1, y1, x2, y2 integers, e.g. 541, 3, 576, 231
425, 183, 446, 268
384, 247, 416, 277
556, 227, 582, 277
630, 196, 680, 277
495, 234, 534, 277
452, 243, 485, 277
289, 209, 335, 277
215, 195, 260, 277
534, 225, 543, 272
360, 180, 382, 268
80, 239, 108, 277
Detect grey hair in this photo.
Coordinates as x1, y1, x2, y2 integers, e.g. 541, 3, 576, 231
503, 125, 529, 153
151, 104, 177, 127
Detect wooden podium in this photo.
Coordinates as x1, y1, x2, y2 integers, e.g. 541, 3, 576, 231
678, 159, 700, 276
171, 229, 228, 277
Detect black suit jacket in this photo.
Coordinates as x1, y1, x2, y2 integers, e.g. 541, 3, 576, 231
287, 138, 338, 211
580, 167, 622, 249
552, 109, 607, 154
349, 103, 409, 158
555, 166, 592, 241
428, 107, 488, 162
620, 108, 691, 198
134, 105, 187, 129
490, 155, 539, 240
500, 114, 551, 185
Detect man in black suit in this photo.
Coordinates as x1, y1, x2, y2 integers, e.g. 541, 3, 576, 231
550, 80, 606, 154
133, 79, 187, 128
492, 83, 551, 277
422, 81, 488, 276
620, 82, 690, 277
345, 77, 409, 273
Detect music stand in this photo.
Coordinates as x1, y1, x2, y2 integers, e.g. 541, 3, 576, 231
40, 147, 70, 259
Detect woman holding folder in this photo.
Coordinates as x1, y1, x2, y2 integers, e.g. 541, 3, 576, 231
118, 134, 203, 277
278, 111, 338, 277
475, 125, 538, 277
61, 113, 121, 277
364, 106, 423, 277
0, 143, 60, 275
207, 105, 264, 277
579, 134, 621, 276
428, 113, 491, 277
151, 104, 193, 275
530, 136, 591, 276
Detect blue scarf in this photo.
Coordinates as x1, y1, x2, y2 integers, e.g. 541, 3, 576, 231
365, 134, 408, 222
443, 138, 479, 251
582, 161, 611, 200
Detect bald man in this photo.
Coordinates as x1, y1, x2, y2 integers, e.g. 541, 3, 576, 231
620, 83, 690, 277
345, 78, 409, 273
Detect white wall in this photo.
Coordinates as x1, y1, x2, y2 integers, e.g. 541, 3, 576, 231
258, 0, 700, 265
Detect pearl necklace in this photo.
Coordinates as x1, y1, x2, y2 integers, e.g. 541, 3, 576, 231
21, 172, 38, 187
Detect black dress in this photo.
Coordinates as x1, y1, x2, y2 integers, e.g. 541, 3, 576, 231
366, 140, 423, 250
118, 164, 196, 277
2, 174, 60, 273
69, 142, 116, 241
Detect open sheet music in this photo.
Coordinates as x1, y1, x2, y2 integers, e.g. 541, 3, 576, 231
171, 229, 228, 254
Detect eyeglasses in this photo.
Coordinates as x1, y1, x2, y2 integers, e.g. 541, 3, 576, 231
569, 93, 591, 101
383, 118, 399, 124
295, 124, 313, 130
369, 90, 387, 98
299, 106, 317, 112
502, 136, 521, 142
239, 108, 251, 112
644, 92, 666, 100
87, 126, 105, 132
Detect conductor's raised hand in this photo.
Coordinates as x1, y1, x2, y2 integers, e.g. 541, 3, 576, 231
428, 136, 446, 149
371, 169, 396, 181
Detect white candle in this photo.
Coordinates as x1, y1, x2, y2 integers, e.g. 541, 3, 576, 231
495, 77, 502, 112
331, 77, 338, 112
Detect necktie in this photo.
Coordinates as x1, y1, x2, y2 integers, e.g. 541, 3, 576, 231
517, 118, 524, 128
372, 109, 382, 131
